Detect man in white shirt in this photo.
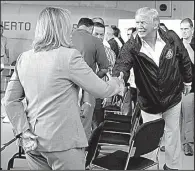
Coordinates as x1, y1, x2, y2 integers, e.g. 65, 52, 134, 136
112, 7, 192, 170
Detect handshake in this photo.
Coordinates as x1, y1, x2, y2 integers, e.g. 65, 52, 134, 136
107, 72, 126, 98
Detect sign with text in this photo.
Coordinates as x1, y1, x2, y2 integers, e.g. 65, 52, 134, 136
2, 21, 31, 31
1, 15, 37, 40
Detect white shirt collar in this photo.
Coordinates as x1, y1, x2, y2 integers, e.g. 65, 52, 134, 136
140, 31, 166, 67
140, 31, 163, 45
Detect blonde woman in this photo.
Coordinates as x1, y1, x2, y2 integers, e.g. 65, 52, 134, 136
4, 7, 124, 170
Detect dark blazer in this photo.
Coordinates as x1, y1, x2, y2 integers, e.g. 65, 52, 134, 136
113, 28, 192, 114
108, 38, 120, 58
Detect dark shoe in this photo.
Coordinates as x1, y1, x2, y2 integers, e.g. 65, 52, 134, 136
160, 146, 165, 152
163, 164, 178, 170
183, 143, 194, 156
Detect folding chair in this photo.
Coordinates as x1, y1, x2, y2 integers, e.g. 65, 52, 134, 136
1, 131, 26, 170
7, 146, 26, 170
102, 84, 138, 124
97, 104, 141, 157
102, 85, 143, 139
103, 85, 131, 114
1, 132, 26, 170
102, 103, 140, 136
86, 105, 141, 169
87, 118, 165, 170
86, 122, 105, 169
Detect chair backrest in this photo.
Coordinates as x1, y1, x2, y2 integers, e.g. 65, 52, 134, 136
133, 118, 165, 157
103, 86, 131, 115
85, 122, 104, 167
131, 103, 141, 125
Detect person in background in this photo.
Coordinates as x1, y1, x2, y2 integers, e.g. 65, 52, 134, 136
92, 22, 116, 129
92, 17, 111, 49
111, 25, 124, 49
112, 7, 192, 170
1, 24, 9, 67
4, 7, 125, 170
158, 22, 169, 153
105, 26, 120, 58
92, 22, 116, 74
127, 27, 136, 40
126, 27, 138, 115
92, 17, 104, 25
72, 18, 109, 140
159, 23, 169, 32
114, 26, 125, 45
180, 18, 194, 156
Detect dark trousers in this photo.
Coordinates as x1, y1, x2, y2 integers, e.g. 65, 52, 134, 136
92, 98, 104, 130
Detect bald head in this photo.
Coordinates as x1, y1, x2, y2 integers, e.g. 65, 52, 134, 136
105, 26, 114, 41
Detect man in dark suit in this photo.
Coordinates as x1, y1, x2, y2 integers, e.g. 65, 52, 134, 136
72, 18, 109, 140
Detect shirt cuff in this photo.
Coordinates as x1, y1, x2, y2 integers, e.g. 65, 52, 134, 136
184, 82, 192, 86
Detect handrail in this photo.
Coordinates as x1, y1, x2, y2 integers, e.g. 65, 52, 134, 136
1, 134, 21, 152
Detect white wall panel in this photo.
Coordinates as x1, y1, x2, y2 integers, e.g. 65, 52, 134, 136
117, 1, 155, 12
79, 1, 91, 7
1, 1, 81, 6
91, 1, 117, 8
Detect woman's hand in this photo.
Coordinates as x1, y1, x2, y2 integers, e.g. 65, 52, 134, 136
106, 72, 125, 97
22, 130, 38, 153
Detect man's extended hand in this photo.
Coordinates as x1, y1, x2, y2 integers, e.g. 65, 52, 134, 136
117, 72, 125, 97
183, 84, 191, 96
106, 72, 125, 97
22, 130, 38, 153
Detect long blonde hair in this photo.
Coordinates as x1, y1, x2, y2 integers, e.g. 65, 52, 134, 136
33, 7, 73, 52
